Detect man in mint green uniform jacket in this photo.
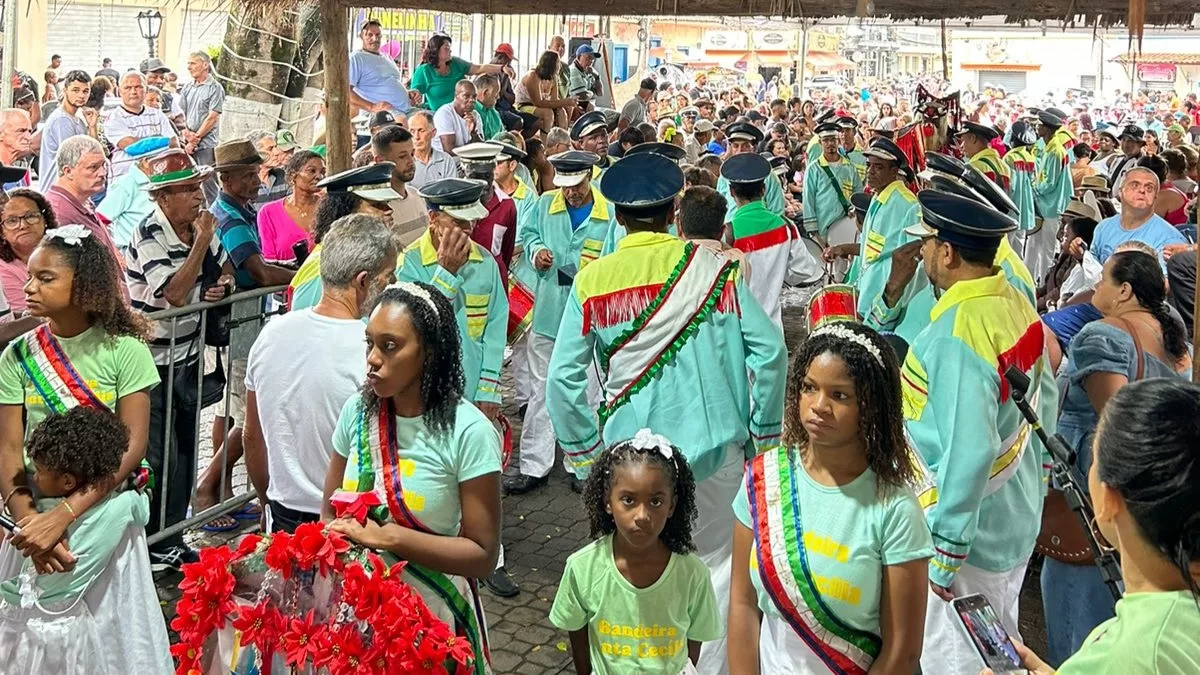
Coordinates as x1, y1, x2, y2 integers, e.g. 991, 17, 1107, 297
899, 190, 1054, 675
715, 122, 785, 218
505, 150, 618, 495
546, 152, 786, 674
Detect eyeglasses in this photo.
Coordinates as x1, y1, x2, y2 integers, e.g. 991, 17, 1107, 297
1, 213, 44, 230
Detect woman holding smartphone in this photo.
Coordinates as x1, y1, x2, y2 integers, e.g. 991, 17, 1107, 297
983, 378, 1200, 674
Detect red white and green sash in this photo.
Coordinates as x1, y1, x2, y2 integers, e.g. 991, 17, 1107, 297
353, 399, 491, 675
747, 450, 882, 674
15, 325, 106, 412
597, 243, 734, 425
14, 325, 151, 490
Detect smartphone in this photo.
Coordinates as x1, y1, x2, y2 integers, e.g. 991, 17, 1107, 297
953, 594, 1024, 673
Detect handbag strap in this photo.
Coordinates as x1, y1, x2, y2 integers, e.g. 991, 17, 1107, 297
1116, 316, 1146, 380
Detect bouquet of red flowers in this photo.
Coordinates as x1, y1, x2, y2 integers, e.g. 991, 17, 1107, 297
170, 495, 473, 675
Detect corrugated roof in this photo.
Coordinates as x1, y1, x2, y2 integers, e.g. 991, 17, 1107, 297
1112, 52, 1200, 65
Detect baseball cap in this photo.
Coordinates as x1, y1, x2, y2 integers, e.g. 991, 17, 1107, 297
494, 43, 515, 60
140, 58, 171, 74
274, 129, 298, 151
575, 44, 596, 58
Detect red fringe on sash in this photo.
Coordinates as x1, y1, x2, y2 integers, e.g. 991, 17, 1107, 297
582, 281, 740, 333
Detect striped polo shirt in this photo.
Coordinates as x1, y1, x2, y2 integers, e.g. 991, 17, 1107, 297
124, 209, 228, 366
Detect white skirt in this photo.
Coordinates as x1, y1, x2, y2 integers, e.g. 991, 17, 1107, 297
0, 524, 174, 675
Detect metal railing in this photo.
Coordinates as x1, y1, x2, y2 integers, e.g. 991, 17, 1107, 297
144, 285, 288, 546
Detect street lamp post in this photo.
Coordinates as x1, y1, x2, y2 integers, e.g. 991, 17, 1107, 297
137, 9, 163, 59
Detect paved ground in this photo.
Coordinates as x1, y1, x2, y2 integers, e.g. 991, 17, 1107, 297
157, 297, 1048, 673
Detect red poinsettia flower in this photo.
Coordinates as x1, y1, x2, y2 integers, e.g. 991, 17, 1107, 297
325, 624, 370, 675
169, 597, 204, 639
412, 633, 451, 674
234, 533, 263, 559
170, 641, 203, 675
263, 531, 294, 578
329, 489, 382, 523
316, 530, 351, 575
442, 634, 474, 666
341, 560, 385, 621
289, 522, 326, 571
279, 610, 324, 668
232, 599, 285, 654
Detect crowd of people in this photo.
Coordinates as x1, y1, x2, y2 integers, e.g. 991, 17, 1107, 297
0, 26, 1198, 675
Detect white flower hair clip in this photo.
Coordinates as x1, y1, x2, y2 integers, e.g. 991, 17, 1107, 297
46, 224, 92, 246
810, 323, 885, 367
387, 282, 439, 318
629, 428, 675, 460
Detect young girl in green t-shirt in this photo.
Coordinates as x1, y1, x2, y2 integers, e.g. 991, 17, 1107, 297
550, 431, 723, 675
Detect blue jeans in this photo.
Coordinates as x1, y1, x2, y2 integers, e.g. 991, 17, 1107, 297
1040, 557, 1117, 666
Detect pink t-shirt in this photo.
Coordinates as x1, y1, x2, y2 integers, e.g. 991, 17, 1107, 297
0, 258, 28, 314
257, 199, 314, 264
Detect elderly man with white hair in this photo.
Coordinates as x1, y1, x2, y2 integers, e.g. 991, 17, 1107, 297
45, 135, 123, 265
0, 108, 34, 190
180, 51, 225, 203
104, 70, 178, 180
243, 214, 398, 532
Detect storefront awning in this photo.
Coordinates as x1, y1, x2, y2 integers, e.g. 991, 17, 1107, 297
805, 51, 854, 71
1112, 52, 1200, 65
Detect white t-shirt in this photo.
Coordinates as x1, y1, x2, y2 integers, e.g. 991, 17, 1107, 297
244, 308, 367, 515
103, 105, 177, 178
432, 103, 482, 153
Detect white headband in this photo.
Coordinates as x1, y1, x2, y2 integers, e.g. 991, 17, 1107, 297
628, 428, 674, 460
810, 323, 885, 367
46, 224, 92, 246
387, 282, 439, 318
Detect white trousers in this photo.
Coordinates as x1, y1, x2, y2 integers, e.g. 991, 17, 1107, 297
519, 332, 558, 477
511, 334, 531, 405
694, 446, 745, 675
1023, 220, 1059, 284
920, 560, 1029, 675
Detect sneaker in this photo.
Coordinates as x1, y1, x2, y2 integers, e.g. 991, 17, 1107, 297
483, 566, 520, 598
149, 545, 200, 572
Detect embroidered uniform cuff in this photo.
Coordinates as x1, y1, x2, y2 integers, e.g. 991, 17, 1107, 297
431, 267, 462, 298
750, 420, 783, 456
475, 372, 502, 404
929, 532, 970, 587
866, 294, 902, 331
561, 429, 603, 478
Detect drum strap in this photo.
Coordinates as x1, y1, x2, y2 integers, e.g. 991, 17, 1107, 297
819, 162, 852, 217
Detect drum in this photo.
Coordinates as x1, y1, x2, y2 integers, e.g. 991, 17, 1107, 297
507, 274, 535, 344
806, 284, 859, 331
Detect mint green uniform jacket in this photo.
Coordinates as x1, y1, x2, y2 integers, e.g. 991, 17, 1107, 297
855, 181, 922, 326
398, 234, 508, 404
802, 156, 862, 237
545, 234, 787, 482
900, 273, 1053, 587
519, 186, 617, 340
1033, 130, 1075, 221
1004, 146, 1038, 232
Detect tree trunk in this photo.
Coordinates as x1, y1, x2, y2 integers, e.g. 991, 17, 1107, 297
216, 2, 322, 142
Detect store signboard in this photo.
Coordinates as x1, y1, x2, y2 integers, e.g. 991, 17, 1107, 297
752, 30, 795, 49
1137, 63, 1177, 82
703, 30, 749, 51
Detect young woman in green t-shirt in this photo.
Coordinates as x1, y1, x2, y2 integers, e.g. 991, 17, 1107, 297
728, 322, 933, 674
983, 379, 1200, 675
0, 227, 158, 577
325, 282, 502, 674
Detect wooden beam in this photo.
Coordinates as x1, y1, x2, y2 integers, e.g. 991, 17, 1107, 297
323, 0, 351, 174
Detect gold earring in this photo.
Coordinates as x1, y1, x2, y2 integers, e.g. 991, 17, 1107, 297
1087, 513, 1117, 555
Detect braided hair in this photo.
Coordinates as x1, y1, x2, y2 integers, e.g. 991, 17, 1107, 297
782, 322, 915, 492
582, 436, 698, 555
38, 234, 150, 341
361, 282, 464, 437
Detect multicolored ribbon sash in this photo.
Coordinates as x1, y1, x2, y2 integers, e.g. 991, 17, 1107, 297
15, 325, 152, 490
352, 398, 491, 675
597, 243, 734, 425
747, 450, 882, 674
